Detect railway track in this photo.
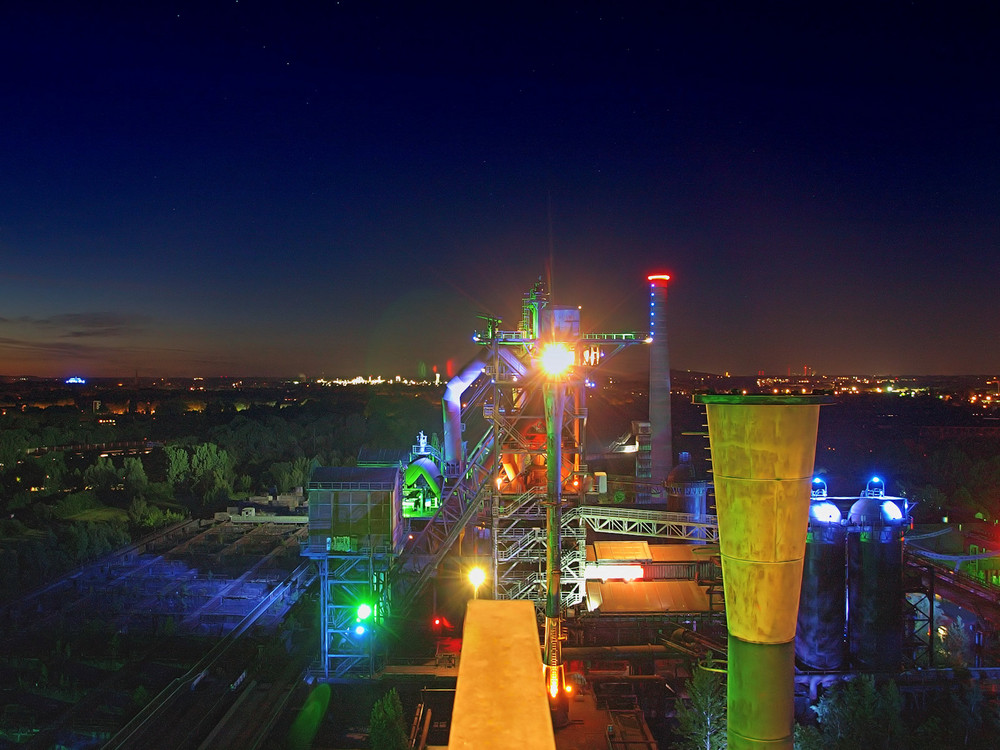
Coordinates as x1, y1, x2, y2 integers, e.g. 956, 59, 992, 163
0, 520, 311, 749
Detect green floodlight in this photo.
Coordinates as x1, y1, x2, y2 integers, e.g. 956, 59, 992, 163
357, 603, 373, 621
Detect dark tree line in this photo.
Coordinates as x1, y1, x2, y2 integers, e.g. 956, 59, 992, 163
0, 388, 440, 602
672, 668, 1000, 750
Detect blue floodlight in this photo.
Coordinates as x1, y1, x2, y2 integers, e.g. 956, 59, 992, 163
810, 501, 842, 524
882, 501, 903, 521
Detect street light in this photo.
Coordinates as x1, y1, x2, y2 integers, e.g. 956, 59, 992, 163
540, 339, 574, 727
468, 566, 486, 599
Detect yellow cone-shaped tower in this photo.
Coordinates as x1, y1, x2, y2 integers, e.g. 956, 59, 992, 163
695, 394, 829, 750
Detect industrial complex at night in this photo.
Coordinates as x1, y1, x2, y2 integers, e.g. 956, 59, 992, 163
2, 274, 1000, 748
3, 0, 998, 746
288, 276, 1000, 749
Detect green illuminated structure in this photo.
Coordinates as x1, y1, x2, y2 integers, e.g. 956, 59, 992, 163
303, 466, 402, 678
695, 394, 829, 750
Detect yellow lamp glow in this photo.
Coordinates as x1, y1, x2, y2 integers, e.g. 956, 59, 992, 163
468, 566, 486, 598
540, 343, 574, 377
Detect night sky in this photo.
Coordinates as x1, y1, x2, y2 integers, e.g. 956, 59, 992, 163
1, 2, 997, 379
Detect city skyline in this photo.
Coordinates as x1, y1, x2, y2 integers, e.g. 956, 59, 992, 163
1, 2, 997, 378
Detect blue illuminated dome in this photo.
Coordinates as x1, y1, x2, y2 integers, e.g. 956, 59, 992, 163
809, 501, 842, 525
881, 501, 903, 521
848, 496, 904, 526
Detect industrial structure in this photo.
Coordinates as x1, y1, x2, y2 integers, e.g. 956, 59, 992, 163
796, 476, 911, 673
647, 274, 673, 485
302, 276, 724, 685
299, 273, 998, 749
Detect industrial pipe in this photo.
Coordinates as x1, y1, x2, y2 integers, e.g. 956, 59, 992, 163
442, 356, 487, 468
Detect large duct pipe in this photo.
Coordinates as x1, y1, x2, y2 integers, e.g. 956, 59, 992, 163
694, 394, 828, 750
648, 275, 672, 482
442, 356, 487, 468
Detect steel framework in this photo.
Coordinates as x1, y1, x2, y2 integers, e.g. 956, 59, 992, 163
389, 280, 722, 618
302, 468, 401, 679
308, 551, 392, 678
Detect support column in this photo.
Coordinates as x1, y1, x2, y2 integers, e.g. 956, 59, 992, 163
694, 394, 829, 750
543, 380, 570, 727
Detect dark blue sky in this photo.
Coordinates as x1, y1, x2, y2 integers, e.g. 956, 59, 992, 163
1, 1, 997, 378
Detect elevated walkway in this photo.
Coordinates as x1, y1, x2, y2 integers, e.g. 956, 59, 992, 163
450, 600, 556, 750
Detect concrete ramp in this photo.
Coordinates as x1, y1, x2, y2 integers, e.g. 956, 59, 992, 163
450, 600, 555, 750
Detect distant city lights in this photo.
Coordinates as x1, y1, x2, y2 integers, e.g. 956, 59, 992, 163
65, 376, 86, 384
314, 375, 439, 387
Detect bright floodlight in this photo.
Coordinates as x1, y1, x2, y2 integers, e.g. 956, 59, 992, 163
540, 343, 574, 376
810, 501, 842, 524
468, 566, 486, 598
882, 501, 903, 521
468, 567, 486, 588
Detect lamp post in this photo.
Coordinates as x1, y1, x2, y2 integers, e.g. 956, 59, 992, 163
469, 566, 486, 600
540, 342, 573, 727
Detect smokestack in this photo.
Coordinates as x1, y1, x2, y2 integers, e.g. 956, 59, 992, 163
694, 394, 829, 750
647, 274, 672, 482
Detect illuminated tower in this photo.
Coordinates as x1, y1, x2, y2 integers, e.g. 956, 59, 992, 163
694, 394, 829, 750
648, 274, 672, 482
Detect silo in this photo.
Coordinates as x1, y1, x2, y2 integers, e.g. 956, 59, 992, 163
847, 489, 905, 671
796, 495, 846, 670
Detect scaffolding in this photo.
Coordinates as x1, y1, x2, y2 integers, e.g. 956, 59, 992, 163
480, 280, 646, 609
389, 280, 721, 618
302, 467, 402, 678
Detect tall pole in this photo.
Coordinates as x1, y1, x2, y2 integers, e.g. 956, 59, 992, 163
648, 274, 672, 482
695, 394, 829, 750
543, 379, 570, 726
